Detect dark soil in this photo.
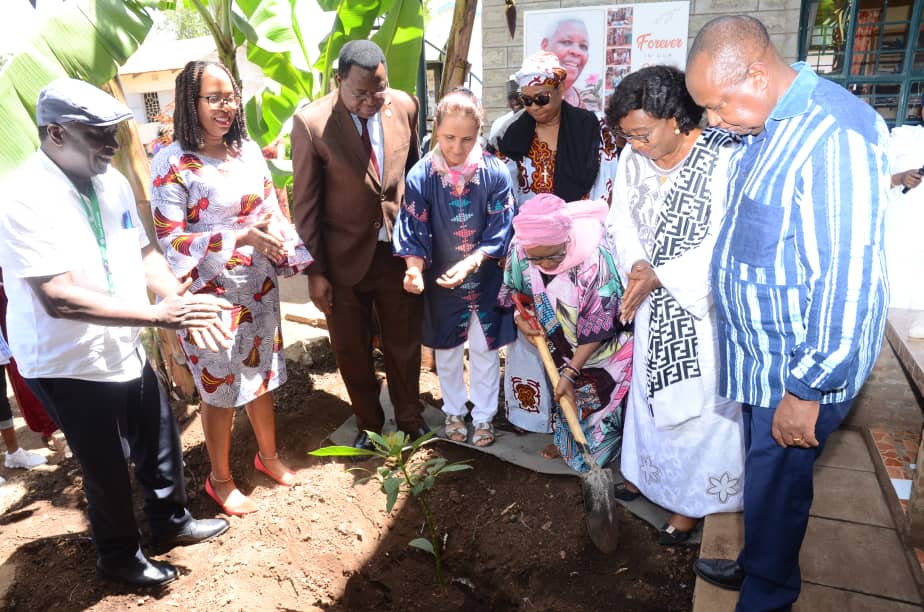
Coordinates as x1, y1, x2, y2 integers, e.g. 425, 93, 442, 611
0, 356, 695, 611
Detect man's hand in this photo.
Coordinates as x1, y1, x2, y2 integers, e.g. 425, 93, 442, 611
403, 268, 425, 294
893, 168, 923, 192
153, 278, 233, 351
619, 260, 661, 324
771, 392, 820, 448
308, 272, 333, 315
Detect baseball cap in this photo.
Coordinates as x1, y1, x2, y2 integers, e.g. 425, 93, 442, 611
36, 78, 133, 127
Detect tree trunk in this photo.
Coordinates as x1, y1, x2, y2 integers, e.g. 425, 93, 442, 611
438, 0, 478, 100
104, 76, 198, 401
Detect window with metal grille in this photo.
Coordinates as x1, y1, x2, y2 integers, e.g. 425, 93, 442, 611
142, 92, 161, 122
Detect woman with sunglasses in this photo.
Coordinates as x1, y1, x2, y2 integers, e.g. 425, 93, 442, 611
494, 51, 620, 446
150, 61, 313, 515
603, 66, 744, 545
498, 193, 632, 472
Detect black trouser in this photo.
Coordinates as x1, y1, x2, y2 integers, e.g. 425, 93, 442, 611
26, 363, 191, 565
0, 367, 12, 427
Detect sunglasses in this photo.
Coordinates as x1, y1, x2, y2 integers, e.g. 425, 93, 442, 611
518, 92, 553, 107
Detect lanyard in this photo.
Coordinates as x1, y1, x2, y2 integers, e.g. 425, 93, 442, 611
75, 182, 115, 296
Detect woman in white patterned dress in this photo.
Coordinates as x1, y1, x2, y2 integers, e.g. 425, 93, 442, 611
151, 61, 312, 515
604, 66, 744, 544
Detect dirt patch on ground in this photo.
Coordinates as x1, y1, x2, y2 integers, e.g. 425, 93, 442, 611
0, 357, 695, 611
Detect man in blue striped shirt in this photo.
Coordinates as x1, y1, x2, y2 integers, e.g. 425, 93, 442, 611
685, 16, 889, 611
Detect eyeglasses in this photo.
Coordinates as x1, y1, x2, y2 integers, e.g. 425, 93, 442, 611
614, 130, 651, 144
517, 92, 553, 107
346, 86, 388, 103
198, 94, 242, 108
524, 251, 567, 263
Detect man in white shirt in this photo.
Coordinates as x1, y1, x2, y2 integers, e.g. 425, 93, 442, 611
0, 79, 232, 588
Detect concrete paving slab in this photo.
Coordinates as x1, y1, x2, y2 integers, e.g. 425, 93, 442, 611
817, 430, 876, 472
692, 512, 743, 612
810, 465, 894, 528
800, 517, 921, 604
795, 582, 924, 611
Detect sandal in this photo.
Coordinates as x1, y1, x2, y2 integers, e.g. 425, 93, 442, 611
658, 522, 694, 546
443, 415, 467, 442
471, 422, 495, 447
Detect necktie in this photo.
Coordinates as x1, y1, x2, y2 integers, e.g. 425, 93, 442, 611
359, 117, 380, 177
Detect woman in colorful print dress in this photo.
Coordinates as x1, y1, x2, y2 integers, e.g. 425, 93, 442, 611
494, 51, 620, 449
394, 89, 515, 447
498, 194, 632, 472
151, 61, 312, 515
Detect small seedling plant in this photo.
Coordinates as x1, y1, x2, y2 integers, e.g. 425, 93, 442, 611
309, 430, 471, 585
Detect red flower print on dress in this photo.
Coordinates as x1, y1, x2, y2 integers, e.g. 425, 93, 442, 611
153, 167, 181, 188
201, 368, 234, 393
242, 336, 262, 367
230, 305, 253, 331
207, 233, 223, 253
273, 327, 283, 351
255, 370, 275, 396
178, 154, 204, 174
254, 277, 275, 301
225, 251, 253, 270
153, 208, 184, 239
187, 197, 209, 223
171, 235, 194, 256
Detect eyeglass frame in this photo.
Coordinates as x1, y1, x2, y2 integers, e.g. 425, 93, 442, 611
197, 94, 242, 108
517, 91, 553, 108
343, 84, 389, 103
613, 129, 652, 144
523, 241, 569, 263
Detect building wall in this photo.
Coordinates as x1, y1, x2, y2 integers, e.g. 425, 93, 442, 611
481, 0, 801, 124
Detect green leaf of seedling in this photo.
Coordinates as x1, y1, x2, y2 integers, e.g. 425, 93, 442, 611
410, 431, 437, 453
422, 457, 447, 471
436, 463, 473, 474
308, 445, 377, 457
409, 538, 434, 555
383, 476, 401, 513
410, 481, 425, 497
366, 430, 390, 452
377, 465, 391, 477
423, 475, 436, 491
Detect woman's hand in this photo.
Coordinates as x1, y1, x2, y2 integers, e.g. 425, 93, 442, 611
514, 310, 543, 337
236, 212, 286, 262
619, 260, 661, 324
435, 253, 484, 289
893, 168, 923, 191
154, 278, 233, 351
554, 375, 577, 407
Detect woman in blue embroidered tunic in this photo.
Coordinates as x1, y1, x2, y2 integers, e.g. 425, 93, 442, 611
604, 66, 745, 544
393, 89, 515, 447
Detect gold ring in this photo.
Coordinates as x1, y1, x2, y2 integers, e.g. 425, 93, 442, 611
791, 437, 803, 444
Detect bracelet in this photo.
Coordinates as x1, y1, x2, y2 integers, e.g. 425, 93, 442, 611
560, 371, 577, 385
562, 357, 581, 375
560, 364, 580, 378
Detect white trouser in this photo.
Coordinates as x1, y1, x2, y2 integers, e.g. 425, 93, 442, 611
434, 315, 500, 424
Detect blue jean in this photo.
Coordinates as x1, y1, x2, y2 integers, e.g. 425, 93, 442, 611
736, 399, 854, 612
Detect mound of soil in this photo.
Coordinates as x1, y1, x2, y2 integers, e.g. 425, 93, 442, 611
0, 359, 695, 611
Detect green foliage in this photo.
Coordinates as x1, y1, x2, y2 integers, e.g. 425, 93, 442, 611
309, 430, 472, 585
0, 0, 156, 178
314, 0, 423, 95
156, 5, 211, 39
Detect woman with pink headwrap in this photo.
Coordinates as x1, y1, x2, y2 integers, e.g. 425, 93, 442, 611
498, 194, 633, 472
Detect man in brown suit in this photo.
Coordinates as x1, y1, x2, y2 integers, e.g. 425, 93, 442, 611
292, 40, 427, 450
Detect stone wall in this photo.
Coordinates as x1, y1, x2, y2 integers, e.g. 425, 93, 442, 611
481, 0, 802, 124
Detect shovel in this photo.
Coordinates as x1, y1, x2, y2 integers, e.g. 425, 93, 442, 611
510, 292, 620, 553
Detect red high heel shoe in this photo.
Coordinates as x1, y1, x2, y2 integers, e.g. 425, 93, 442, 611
205, 475, 257, 516
254, 452, 295, 487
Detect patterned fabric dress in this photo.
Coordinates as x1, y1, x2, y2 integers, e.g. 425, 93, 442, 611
496, 117, 620, 433
150, 140, 312, 408
393, 150, 516, 350
607, 132, 745, 516
498, 231, 633, 472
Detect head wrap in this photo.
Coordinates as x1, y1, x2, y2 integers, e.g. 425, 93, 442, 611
513, 194, 609, 274
514, 51, 566, 89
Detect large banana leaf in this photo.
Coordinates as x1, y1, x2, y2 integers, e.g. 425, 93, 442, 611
315, 0, 423, 95
0, 0, 154, 178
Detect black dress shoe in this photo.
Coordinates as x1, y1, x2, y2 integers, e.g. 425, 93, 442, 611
658, 523, 693, 546
97, 555, 178, 588
353, 431, 376, 452
404, 424, 432, 442
693, 558, 745, 591
153, 518, 229, 552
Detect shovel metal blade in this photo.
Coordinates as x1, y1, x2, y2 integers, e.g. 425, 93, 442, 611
581, 467, 620, 553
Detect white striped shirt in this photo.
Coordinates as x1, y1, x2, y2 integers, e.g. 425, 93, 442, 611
711, 63, 890, 408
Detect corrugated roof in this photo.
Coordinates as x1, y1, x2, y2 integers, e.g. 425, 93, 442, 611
119, 35, 216, 75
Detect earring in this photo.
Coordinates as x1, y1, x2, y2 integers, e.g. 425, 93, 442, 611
674, 127, 681, 135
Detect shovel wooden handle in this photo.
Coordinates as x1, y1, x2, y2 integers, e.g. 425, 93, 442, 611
511, 292, 589, 447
